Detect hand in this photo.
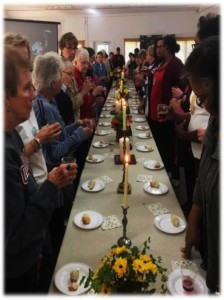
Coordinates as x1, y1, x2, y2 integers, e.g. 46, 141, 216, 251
77, 118, 93, 128
180, 222, 201, 259
83, 126, 93, 137
170, 98, 181, 111
172, 86, 183, 98
48, 163, 78, 188
82, 81, 93, 96
92, 86, 104, 97
36, 123, 61, 144
197, 128, 206, 142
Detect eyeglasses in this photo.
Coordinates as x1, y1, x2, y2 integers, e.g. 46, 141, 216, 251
62, 71, 73, 76
65, 46, 78, 51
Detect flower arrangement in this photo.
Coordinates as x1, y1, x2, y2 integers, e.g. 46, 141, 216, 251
113, 67, 127, 87
82, 237, 167, 294
113, 67, 122, 80
111, 111, 132, 131
115, 88, 129, 100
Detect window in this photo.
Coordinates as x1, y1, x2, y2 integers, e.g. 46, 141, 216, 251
176, 38, 195, 63
94, 41, 111, 55
124, 39, 140, 63
78, 40, 85, 48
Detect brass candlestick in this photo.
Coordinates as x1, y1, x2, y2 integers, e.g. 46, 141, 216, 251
118, 206, 132, 247
117, 166, 131, 194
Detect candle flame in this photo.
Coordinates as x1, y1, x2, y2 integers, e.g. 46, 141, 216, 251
125, 154, 129, 163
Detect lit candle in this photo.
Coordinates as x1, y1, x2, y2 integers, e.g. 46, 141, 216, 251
115, 100, 120, 113
123, 104, 126, 131
120, 80, 123, 93
123, 155, 129, 209
119, 137, 130, 161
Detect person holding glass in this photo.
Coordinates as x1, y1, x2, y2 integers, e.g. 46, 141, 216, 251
4, 46, 78, 294
32, 51, 93, 263
73, 48, 105, 122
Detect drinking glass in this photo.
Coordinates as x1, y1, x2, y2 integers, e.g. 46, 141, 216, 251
180, 267, 197, 293
157, 104, 169, 120
61, 157, 76, 170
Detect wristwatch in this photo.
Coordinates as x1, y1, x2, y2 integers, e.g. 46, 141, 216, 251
33, 137, 42, 149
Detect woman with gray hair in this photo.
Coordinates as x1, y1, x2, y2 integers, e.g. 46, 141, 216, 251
73, 48, 105, 122
32, 51, 93, 267
32, 51, 93, 170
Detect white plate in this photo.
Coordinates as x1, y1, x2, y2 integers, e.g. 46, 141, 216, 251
136, 144, 154, 152
81, 179, 105, 192
100, 114, 111, 118
167, 269, 208, 295
135, 125, 149, 131
92, 141, 109, 148
74, 210, 103, 229
134, 117, 146, 122
143, 181, 169, 195
98, 122, 111, 127
102, 107, 111, 111
143, 160, 164, 170
95, 130, 109, 136
86, 154, 104, 163
137, 132, 152, 139
154, 214, 186, 234
54, 262, 91, 295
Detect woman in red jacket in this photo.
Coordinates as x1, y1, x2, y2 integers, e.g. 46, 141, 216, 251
149, 35, 186, 181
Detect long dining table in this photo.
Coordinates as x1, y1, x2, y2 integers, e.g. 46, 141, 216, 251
48, 80, 205, 295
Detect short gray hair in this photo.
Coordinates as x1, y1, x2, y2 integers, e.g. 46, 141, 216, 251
60, 57, 73, 71
138, 49, 147, 59
147, 45, 155, 57
32, 51, 63, 91
74, 48, 89, 62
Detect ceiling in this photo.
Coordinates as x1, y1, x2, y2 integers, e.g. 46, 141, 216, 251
4, 3, 203, 15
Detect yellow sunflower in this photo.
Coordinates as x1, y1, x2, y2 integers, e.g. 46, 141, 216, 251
140, 254, 151, 263
132, 259, 145, 274
113, 257, 128, 278
115, 245, 126, 255
100, 284, 112, 294
144, 261, 157, 275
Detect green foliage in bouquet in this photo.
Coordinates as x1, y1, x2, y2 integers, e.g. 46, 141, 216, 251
81, 237, 168, 294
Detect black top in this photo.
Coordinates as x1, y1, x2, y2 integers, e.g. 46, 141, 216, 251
5, 129, 58, 278
55, 89, 75, 125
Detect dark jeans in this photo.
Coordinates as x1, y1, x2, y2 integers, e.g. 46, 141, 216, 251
149, 119, 176, 176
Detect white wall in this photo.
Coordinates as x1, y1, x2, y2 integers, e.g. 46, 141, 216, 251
4, 5, 220, 54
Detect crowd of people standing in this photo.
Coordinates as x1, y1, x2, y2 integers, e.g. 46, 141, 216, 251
4, 12, 220, 295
